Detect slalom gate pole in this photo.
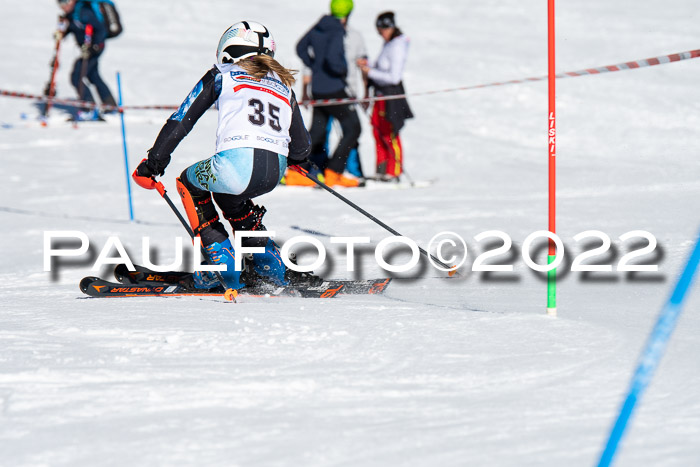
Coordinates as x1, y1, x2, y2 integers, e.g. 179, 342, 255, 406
547, 0, 558, 316
116, 72, 134, 221
597, 228, 700, 466
289, 165, 458, 276
131, 168, 238, 302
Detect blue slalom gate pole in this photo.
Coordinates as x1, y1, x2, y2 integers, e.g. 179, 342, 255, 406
597, 229, 700, 466
116, 72, 135, 221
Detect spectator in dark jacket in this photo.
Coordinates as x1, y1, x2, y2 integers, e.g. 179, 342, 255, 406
292, 0, 362, 187
57, 0, 117, 120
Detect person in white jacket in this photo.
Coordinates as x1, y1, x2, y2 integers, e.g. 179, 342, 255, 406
361, 11, 413, 181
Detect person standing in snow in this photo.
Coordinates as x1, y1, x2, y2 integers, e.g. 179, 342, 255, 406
340, 21, 369, 180
361, 11, 413, 182
292, 0, 362, 187
56, 0, 117, 120
133, 21, 311, 292
298, 0, 368, 181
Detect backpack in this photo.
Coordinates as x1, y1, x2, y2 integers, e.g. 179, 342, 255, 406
75, 0, 123, 39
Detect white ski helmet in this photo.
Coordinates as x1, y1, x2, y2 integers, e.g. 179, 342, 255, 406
216, 21, 276, 64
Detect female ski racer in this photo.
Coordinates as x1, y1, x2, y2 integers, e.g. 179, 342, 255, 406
361, 11, 414, 181
134, 21, 311, 291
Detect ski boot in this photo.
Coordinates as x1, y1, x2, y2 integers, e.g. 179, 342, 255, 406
324, 168, 360, 187
283, 167, 324, 186
251, 238, 289, 286
102, 95, 118, 114
69, 108, 105, 122
192, 238, 245, 290
283, 251, 325, 287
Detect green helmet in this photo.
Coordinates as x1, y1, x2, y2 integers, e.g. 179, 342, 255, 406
330, 0, 353, 18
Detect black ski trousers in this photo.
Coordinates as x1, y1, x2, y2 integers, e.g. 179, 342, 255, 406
71, 51, 116, 106
308, 90, 361, 173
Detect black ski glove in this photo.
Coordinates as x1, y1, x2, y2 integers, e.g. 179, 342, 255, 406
287, 155, 309, 168
136, 158, 161, 178
139, 149, 170, 176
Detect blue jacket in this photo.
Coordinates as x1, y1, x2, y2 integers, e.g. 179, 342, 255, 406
296, 15, 348, 96
65, 2, 107, 47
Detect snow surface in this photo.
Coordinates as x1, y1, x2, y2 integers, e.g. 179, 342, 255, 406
1, 0, 699, 466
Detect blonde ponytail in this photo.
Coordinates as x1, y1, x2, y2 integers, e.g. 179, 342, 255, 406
238, 55, 297, 87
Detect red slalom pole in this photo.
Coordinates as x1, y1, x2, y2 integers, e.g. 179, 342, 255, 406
547, 0, 557, 316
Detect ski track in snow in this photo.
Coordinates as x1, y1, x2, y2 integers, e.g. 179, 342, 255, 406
1, 0, 700, 466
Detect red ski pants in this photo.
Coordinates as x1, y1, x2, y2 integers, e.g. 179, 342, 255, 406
371, 100, 403, 177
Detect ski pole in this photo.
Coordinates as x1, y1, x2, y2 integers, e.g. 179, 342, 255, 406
132, 165, 239, 301
289, 165, 458, 276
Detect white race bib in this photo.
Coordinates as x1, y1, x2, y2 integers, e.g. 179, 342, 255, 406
215, 63, 293, 156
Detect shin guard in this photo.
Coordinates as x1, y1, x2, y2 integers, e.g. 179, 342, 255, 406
176, 177, 223, 243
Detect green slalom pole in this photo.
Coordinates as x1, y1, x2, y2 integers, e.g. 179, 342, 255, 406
547, 255, 557, 316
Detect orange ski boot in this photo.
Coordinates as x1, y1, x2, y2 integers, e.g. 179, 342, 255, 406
283, 168, 317, 186
324, 169, 360, 187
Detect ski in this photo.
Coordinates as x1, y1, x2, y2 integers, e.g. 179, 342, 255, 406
81, 276, 391, 299
41, 30, 63, 122
282, 177, 435, 190
78, 264, 392, 299
362, 176, 437, 190
114, 263, 191, 285
81, 276, 228, 298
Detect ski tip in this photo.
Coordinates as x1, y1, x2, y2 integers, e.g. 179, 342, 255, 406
224, 288, 239, 302
448, 266, 459, 277
79, 276, 99, 293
